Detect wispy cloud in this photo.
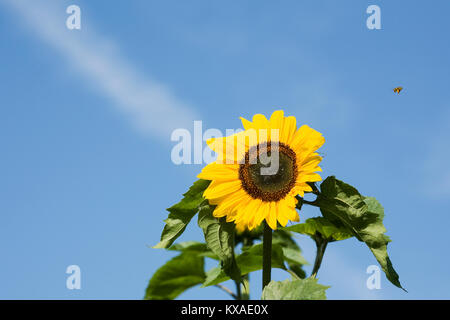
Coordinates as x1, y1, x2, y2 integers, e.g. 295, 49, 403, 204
1, 0, 198, 139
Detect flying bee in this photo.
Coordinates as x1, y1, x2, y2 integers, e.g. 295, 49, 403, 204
393, 87, 403, 94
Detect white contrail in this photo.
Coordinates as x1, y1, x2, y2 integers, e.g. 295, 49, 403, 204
1, 0, 198, 139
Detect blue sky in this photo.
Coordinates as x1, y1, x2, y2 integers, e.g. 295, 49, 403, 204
0, 0, 449, 299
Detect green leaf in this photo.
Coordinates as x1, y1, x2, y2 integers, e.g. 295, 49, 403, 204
202, 243, 288, 287
235, 224, 264, 245
273, 229, 309, 265
154, 179, 210, 249
145, 252, 206, 300
168, 241, 207, 252
317, 176, 404, 290
202, 266, 223, 287
239, 243, 287, 271
262, 278, 329, 300
197, 204, 241, 282
283, 217, 353, 242
168, 241, 220, 260
288, 264, 307, 280
363, 196, 404, 290
272, 229, 308, 278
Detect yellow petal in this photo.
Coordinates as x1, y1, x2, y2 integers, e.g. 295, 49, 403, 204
266, 202, 278, 230
213, 190, 248, 218
276, 202, 289, 227
197, 163, 239, 181
240, 117, 253, 130
291, 125, 325, 162
296, 173, 322, 183
203, 180, 242, 199
252, 114, 270, 129
298, 154, 323, 172
280, 116, 297, 145
269, 110, 285, 129
207, 132, 249, 164
247, 199, 264, 230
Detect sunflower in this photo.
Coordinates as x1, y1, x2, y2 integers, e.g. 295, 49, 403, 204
197, 110, 325, 232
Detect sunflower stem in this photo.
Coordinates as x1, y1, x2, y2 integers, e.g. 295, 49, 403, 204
262, 221, 272, 289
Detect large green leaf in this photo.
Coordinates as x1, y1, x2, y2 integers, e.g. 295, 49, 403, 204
262, 278, 329, 300
202, 243, 290, 287
272, 230, 308, 278
362, 196, 405, 290
154, 179, 210, 249
168, 241, 207, 252
197, 204, 241, 282
283, 217, 353, 242
316, 176, 404, 290
168, 241, 219, 260
237, 243, 287, 272
272, 230, 308, 264
145, 252, 206, 300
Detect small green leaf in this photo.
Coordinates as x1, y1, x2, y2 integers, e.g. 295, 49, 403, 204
317, 176, 404, 290
283, 217, 353, 242
262, 278, 329, 300
145, 252, 206, 300
198, 204, 241, 282
154, 179, 210, 249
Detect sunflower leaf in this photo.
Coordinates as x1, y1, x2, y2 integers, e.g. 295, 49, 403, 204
316, 176, 404, 290
169, 241, 219, 260
272, 229, 308, 278
154, 179, 210, 249
168, 241, 207, 252
261, 278, 329, 300
282, 217, 353, 242
202, 243, 290, 287
144, 252, 206, 300
197, 204, 241, 283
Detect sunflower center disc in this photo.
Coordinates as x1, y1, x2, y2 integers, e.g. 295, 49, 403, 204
239, 142, 298, 202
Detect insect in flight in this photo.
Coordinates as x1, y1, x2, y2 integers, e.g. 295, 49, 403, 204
393, 87, 403, 94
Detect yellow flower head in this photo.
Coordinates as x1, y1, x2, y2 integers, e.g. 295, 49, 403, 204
198, 110, 325, 232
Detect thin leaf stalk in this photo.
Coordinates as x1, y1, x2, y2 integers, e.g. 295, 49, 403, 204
311, 234, 328, 278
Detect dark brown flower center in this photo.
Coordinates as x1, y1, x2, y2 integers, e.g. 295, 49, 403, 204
239, 142, 298, 202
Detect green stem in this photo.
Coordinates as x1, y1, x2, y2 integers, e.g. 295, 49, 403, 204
295, 195, 320, 209
311, 235, 328, 278
302, 199, 320, 207
214, 284, 238, 299
241, 236, 252, 300
234, 280, 242, 300
262, 221, 272, 289
307, 182, 320, 195
285, 268, 301, 280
